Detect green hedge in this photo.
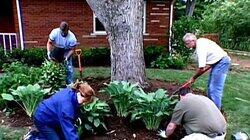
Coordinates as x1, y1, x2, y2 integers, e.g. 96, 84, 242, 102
1, 46, 184, 69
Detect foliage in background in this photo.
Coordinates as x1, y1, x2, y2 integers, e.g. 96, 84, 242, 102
201, 0, 250, 51
0, 62, 42, 95
171, 16, 200, 59
101, 81, 139, 117
151, 53, 187, 69
1, 84, 50, 117
78, 97, 111, 135
130, 89, 177, 130
8, 48, 46, 66
0, 48, 8, 69
144, 46, 166, 67
40, 60, 66, 92
174, 0, 216, 19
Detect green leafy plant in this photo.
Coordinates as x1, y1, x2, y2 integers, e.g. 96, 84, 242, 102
0, 62, 42, 95
40, 60, 66, 91
151, 53, 187, 69
130, 89, 177, 130
101, 81, 139, 117
144, 46, 166, 68
1, 84, 50, 117
78, 97, 111, 135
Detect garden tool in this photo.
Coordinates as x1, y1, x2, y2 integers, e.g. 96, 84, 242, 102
75, 49, 83, 80
168, 81, 190, 97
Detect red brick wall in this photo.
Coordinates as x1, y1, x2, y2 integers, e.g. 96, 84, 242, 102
17, 0, 171, 48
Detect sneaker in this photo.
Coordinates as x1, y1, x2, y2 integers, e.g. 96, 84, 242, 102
23, 129, 38, 140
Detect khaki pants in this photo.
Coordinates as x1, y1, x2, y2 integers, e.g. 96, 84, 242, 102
181, 133, 226, 140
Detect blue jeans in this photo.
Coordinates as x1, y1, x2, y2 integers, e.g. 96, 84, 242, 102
34, 118, 65, 140
207, 56, 231, 109
65, 56, 74, 85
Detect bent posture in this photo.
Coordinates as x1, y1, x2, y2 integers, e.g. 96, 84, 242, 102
183, 33, 231, 109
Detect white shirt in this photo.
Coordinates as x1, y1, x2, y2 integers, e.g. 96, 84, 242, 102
195, 38, 228, 68
49, 28, 77, 49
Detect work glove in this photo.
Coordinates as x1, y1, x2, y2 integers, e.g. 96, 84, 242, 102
47, 51, 52, 60
157, 129, 168, 139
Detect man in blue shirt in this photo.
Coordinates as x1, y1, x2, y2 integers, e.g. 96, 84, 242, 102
47, 21, 77, 85
25, 81, 95, 140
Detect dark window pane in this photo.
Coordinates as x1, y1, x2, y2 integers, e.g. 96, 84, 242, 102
95, 18, 105, 31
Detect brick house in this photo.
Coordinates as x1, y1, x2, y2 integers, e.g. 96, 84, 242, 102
0, 0, 174, 52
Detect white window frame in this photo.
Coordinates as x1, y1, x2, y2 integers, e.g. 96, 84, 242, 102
92, 1, 147, 35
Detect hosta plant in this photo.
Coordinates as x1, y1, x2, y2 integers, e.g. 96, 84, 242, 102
101, 81, 139, 117
130, 89, 177, 130
77, 97, 111, 135
40, 60, 66, 92
1, 84, 51, 117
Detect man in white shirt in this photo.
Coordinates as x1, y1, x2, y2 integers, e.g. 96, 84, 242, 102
183, 33, 231, 109
47, 21, 77, 85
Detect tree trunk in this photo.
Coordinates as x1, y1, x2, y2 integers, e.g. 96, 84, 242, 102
86, 0, 147, 87
185, 0, 196, 17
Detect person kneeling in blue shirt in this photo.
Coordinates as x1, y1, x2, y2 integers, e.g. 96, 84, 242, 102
25, 81, 95, 140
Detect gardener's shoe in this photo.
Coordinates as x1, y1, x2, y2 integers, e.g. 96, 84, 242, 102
23, 128, 38, 140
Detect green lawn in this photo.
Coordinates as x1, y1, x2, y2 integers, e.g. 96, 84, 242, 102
79, 67, 250, 139
1, 67, 249, 139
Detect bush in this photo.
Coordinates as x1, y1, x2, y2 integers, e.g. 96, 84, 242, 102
78, 97, 111, 135
144, 46, 166, 68
171, 16, 200, 59
201, 0, 250, 51
73, 47, 111, 67
9, 48, 46, 66
0, 48, 8, 69
40, 60, 66, 92
151, 53, 187, 69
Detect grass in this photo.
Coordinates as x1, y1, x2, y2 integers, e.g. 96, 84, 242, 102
77, 67, 250, 139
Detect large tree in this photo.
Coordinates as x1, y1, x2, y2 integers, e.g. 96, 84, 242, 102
86, 0, 147, 86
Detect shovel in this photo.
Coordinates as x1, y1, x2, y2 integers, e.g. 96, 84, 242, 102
75, 49, 83, 80
168, 82, 190, 97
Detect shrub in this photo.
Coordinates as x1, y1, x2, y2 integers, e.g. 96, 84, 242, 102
101, 81, 140, 117
1, 84, 50, 117
73, 47, 111, 67
9, 48, 46, 66
130, 89, 177, 130
78, 97, 111, 135
40, 60, 66, 92
151, 53, 187, 69
144, 46, 166, 68
201, 0, 250, 51
171, 16, 200, 59
0, 62, 42, 95
0, 48, 7, 69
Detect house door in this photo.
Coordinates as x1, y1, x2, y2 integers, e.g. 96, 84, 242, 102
0, 0, 18, 52
0, 0, 15, 33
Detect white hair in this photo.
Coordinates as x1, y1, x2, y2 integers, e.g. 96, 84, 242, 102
183, 33, 197, 42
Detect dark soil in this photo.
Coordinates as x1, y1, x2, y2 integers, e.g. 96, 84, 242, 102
0, 77, 208, 140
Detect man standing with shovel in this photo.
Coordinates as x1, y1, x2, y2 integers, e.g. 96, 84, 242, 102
183, 33, 231, 109
47, 21, 77, 85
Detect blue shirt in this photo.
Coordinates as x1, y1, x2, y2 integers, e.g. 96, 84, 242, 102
49, 28, 77, 49
34, 88, 80, 140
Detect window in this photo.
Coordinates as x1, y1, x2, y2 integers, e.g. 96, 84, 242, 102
92, 1, 146, 35
93, 14, 106, 35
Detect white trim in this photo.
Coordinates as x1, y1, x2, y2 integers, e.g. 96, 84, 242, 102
16, 0, 24, 50
93, 14, 106, 35
169, 0, 176, 54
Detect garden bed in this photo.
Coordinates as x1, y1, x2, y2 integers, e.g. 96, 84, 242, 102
0, 77, 208, 140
